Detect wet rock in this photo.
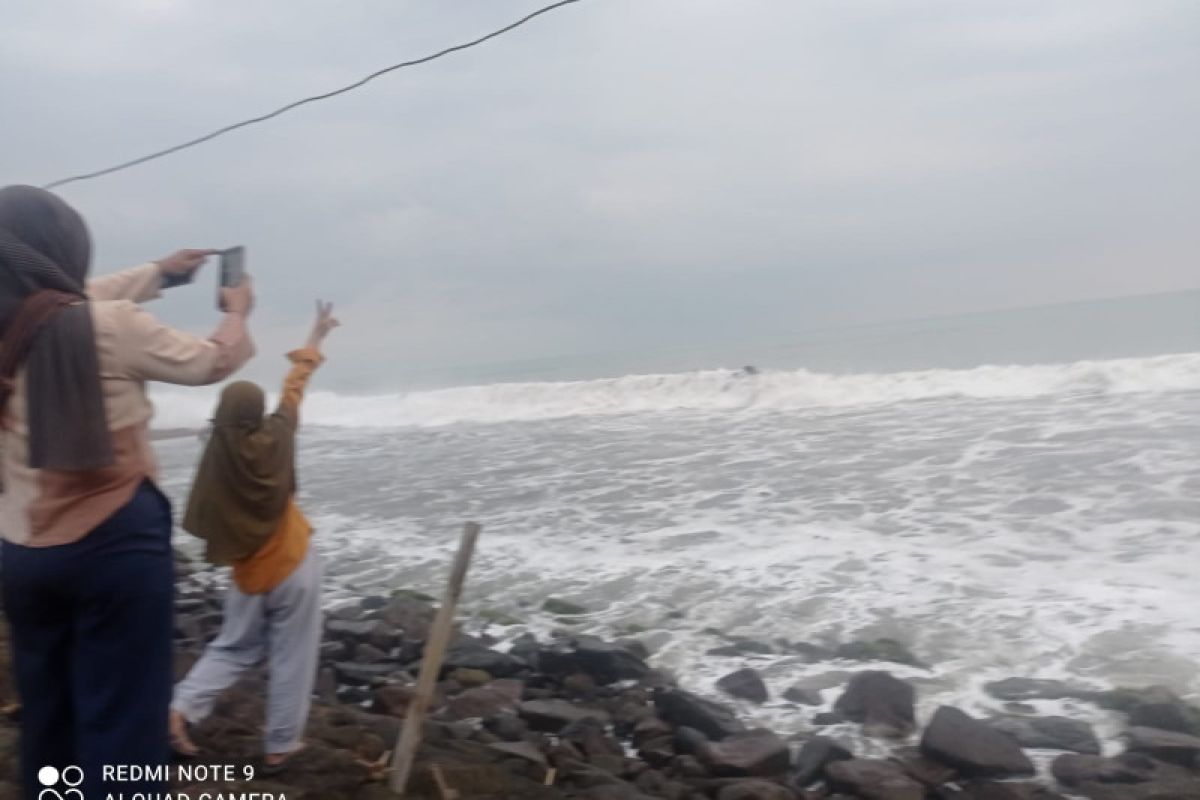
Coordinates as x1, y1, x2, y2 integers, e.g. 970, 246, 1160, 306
371, 684, 417, 717
442, 641, 527, 678
921, 706, 1035, 778
1051, 752, 1169, 786
447, 681, 523, 719
790, 736, 853, 787
934, 781, 1068, 799
637, 735, 676, 767
985, 714, 1101, 754
717, 668, 769, 704
543, 597, 589, 616
1067, 778, 1200, 800
833, 671, 916, 738
825, 758, 925, 800
982, 678, 1090, 703
1124, 726, 1200, 767
550, 636, 651, 684
654, 687, 746, 741
813, 711, 847, 726
714, 779, 798, 800
560, 717, 625, 761
333, 661, 400, 685
888, 747, 957, 786
489, 740, 548, 766
353, 642, 391, 663
519, 699, 610, 733
483, 713, 529, 742
1092, 687, 1200, 737
783, 685, 823, 706
708, 640, 776, 657
632, 715, 673, 746
376, 594, 437, 640
835, 638, 926, 669
698, 729, 790, 777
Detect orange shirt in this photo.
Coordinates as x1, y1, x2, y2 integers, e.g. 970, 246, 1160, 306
230, 348, 322, 594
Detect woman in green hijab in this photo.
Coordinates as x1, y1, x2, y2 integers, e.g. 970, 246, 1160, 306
170, 301, 339, 770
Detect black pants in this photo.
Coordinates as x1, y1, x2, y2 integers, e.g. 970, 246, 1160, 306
2, 481, 173, 800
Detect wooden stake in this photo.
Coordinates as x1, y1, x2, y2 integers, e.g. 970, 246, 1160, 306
389, 522, 481, 795
431, 763, 461, 800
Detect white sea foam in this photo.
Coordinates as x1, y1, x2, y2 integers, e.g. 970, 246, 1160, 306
151, 351, 1200, 429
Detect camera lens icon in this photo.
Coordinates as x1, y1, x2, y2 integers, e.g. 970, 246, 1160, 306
37, 765, 83, 795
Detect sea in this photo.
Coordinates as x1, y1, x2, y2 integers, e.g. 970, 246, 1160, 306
152, 288, 1200, 757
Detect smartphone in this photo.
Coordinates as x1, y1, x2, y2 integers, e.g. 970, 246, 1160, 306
218, 246, 246, 310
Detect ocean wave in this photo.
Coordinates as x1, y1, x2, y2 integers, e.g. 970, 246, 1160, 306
149, 352, 1200, 430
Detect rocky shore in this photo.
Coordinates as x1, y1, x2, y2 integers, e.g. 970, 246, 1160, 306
0, 554, 1197, 799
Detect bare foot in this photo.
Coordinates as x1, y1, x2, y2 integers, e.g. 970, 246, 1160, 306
169, 709, 199, 756
263, 742, 308, 772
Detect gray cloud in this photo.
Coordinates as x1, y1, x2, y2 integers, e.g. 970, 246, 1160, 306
2, 0, 1197, 389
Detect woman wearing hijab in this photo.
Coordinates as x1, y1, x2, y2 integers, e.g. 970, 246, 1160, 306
0, 185, 254, 799
170, 300, 338, 771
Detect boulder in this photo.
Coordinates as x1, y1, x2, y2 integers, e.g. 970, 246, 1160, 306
715, 779, 798, 800
790, 736, 853, 787
888, 748, 956, 786
698, 729, 790, 777
447, 682, 523, 719
519, 699, 610, 733
982, 678, 1089, 702
1091, 687, 1200, 737
376, 595, 437, 640
1125, 726, 1200, 767
333, 661, 400, 685
825, 759, 925, 800
653, 687, 745, 741
442, 641, 527, 678
985, 714, 1101, 754
556, 636, 651, 684
783, 685, 823, 706
833, 671, 916, 738
835, 638, 926, 669
716, 668, 769, 704
1051, 752, 1167, 786
920, 706, 1035, 778
934, 781, 1067, 799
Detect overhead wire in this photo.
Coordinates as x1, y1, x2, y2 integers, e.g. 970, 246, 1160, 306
43, 0, 585, 190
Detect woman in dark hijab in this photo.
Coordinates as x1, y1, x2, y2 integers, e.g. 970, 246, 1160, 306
171, 301, 337, 772
0, 186, 255, 800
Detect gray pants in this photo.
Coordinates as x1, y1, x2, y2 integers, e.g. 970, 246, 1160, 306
173, 549, 324, 754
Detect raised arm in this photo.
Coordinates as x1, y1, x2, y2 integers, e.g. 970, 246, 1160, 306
87, 249, 217, 303
275, 300, 340, 429
118, 275, 255, 385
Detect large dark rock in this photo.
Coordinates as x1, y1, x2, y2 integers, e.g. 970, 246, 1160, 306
653, 687, 745, 741
825, 758, 925, 800
332, 661, 401, 685
1093, 687, 1200, 737
835, 638, 926, 669
1051, 752, 1168, 786
1125, 726, 1200, 767
442, 641, 527, 678
559, 636, 651, 684
934, 781, 1067, 799
1067, 778, 1200, 800
889, 747, 956, 786
982, 678, 1090, 703
790, 736, 853, 787
376, 594, 437, 640
714, 779, 797, 800
920, 706, 1035, 778
519, 699, 610, 733
716, 668, 769, 704
698, 729, 790, 777
782, 684, 823, 706
985, 714, 1101, 754
833, 671, 916, 739
447, 680, 523, 720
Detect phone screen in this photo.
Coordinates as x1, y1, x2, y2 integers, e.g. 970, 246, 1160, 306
218, 247, 245, 309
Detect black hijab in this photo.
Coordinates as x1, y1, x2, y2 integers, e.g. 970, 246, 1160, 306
0, 185, 113, 470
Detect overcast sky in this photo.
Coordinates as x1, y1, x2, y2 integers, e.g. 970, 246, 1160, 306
2, 0, 1197, 389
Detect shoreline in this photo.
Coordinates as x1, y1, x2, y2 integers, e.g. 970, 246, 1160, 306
1, 553, 1196, 798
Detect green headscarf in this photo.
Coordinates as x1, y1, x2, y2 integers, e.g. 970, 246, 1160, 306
183, 381, 295, 565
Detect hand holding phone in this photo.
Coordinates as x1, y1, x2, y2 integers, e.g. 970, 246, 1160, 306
218, 247, 253, 315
